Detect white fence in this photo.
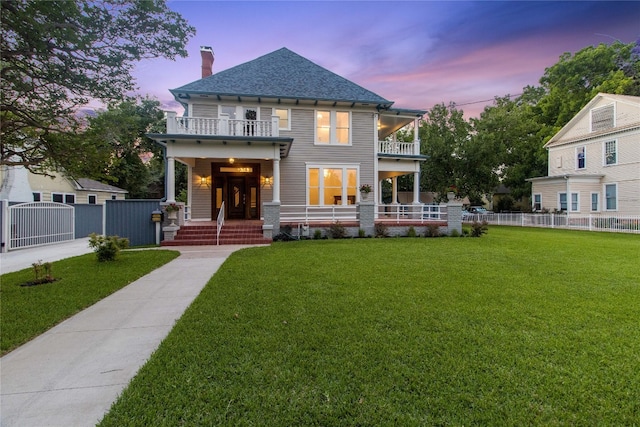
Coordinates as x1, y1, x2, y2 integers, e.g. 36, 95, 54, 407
463, 213, 640, 234
7, 202, 75, 250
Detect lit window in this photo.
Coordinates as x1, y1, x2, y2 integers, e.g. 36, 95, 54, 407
308, 166, 358, 205
274, 108, 290, 130
315, 110, 350, 145
605, 184, 617, 211
604, 140, 617, 165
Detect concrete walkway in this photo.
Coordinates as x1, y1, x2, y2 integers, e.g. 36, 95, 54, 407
1, 243, 261, 427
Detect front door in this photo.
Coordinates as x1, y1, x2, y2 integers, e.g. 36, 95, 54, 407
228, 177, 246, 219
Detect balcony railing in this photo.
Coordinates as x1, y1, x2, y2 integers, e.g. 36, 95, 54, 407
166, 112, 280, 138
378, 140, 420, 156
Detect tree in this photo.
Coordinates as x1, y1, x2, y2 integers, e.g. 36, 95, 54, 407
536, 41, 639, 133
470, 94, 546, 201
418, 103, 471, 202
1, 0, 195, 175
80, 97, 165, 198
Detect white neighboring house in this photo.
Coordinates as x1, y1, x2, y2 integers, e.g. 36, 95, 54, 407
527, 93, 640, 216
0, 165, 127, 204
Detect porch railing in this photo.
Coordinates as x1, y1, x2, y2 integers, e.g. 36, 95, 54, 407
280, 205, 358, 223
216, 201, 225, 245
377, 204, 446, 223
463, 212, 640, 234
278, 203, 446, 223
167, 112, 280, 138
378, 140, 420, 156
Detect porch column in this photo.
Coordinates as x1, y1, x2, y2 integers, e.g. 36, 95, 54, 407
392, 176, 398, 204
272, 157, 281, 203
166, 156, 176, 202
413, 171, 420, 204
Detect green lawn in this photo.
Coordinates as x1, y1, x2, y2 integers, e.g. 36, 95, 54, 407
1, 249, 180, 355
98, 227, 640, 425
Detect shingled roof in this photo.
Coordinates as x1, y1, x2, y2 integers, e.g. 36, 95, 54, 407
171, 48, 393, 107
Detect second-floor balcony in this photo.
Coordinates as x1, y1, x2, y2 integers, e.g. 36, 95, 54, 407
378, 140, 421, 156
166, 112, 280, 138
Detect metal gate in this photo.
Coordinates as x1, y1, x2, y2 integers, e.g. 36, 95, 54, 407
7, 202, 74, 250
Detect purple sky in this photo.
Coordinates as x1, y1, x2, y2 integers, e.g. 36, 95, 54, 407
132, 1, 639, 118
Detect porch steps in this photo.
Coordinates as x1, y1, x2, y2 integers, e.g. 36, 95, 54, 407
161, 223, 271, 246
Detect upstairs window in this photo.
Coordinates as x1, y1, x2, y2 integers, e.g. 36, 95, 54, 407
604, 140, 617, 166
576, 146, 585, 169
591, 104, 614, 132
315, 111, 351, 145
274, 108, 290, 130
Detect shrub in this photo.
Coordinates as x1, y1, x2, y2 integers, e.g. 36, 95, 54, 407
450, 228, 460, 237
406, 226, 417, 238
89, 233, 130, 262
273, 225, 298, 241
327, 221, 348, 239
28, 260, 55, 285
358, 228, 366, 238
374, 223, 388, 238
313, 229, 323, 240
470, 220, 488, 237
424, 223, 441, 238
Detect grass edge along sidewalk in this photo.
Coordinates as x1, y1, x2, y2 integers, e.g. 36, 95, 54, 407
99, 228, 640, 426
1, 250, 180, 355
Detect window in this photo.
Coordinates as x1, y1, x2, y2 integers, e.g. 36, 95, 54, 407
274, 108, 290, 130
88, 194, 97, 204
51, 193, 75, 203
591, 193, 599, 212
220, 105, 237, 119
570, 192, 579, 212
315, 110, 350, 145
605, 184, 617, 211
591, 104, 614, 132
33, 192, 41, 202
559, 193, 567, 212
576, 146, 585, 169
308, 166, 358, 205
533, 194, 542, 211
604, 140, 617, 165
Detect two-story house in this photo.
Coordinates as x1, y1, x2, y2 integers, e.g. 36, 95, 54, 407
528, 93, 640, 216
149, 47, 428, 239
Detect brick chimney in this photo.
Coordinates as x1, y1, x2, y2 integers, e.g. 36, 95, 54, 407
200, 46, 214, 78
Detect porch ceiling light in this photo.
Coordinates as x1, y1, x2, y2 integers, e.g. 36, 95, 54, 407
229, 158, 235, 164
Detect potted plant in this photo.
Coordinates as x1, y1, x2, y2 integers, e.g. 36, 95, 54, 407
359, 184, 372, 201
163, 202, 181, 225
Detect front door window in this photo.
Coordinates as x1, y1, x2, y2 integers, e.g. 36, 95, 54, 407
228, 177, 246, 219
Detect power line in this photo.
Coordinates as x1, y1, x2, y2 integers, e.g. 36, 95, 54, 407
453, 93, 523, 107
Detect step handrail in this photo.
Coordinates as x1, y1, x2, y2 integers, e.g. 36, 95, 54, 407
216, 202, 225, 245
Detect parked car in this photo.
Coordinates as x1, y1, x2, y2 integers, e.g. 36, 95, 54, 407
468, 206, 492, 214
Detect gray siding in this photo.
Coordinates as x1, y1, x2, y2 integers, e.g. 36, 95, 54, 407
105, 200, 161, 246
280, 108, 376, 205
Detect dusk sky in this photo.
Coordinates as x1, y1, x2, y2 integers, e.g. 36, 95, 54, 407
133, 1, 639, 118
